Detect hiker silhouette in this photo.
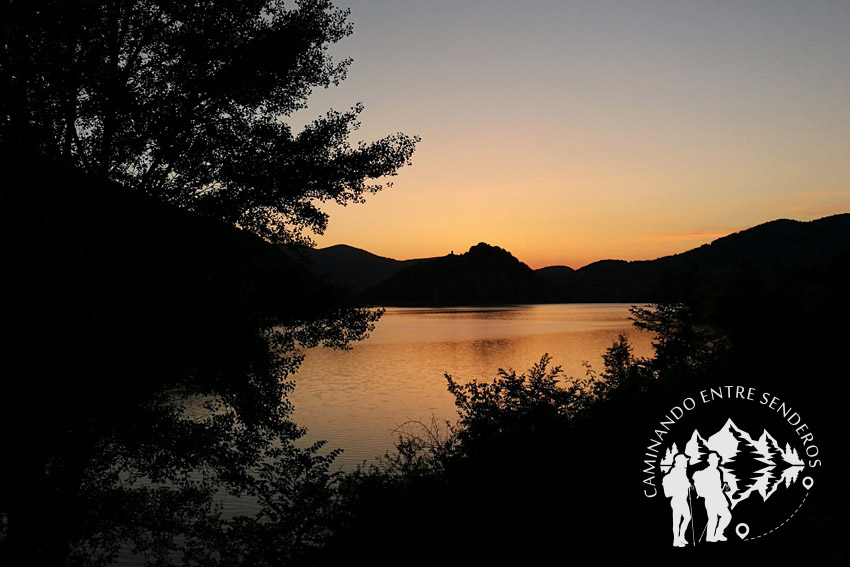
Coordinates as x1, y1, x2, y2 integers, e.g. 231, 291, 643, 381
662, 453, 693, 547
693, 452, 732, 542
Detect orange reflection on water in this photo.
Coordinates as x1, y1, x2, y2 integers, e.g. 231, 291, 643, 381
290, 304, 654, 468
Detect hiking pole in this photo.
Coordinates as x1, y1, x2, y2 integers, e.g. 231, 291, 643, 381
688, 485, 697, 545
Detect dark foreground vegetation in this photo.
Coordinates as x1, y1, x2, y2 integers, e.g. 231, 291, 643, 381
3, 1, 848, 566
2, 1, 413, 564
321, 297, 849, 566
2, 147, 381, 566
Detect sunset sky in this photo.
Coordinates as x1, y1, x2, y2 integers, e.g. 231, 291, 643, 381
295, 0, 850, 269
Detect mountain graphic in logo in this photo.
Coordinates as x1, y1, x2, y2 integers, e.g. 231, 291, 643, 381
660, 419, 804, 509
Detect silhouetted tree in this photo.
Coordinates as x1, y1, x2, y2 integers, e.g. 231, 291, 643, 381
629, 303, 728, 380
445, 354, 598, 455
1, 0, 417, 245
1, 1, 416, 565
594, 333, 653, 397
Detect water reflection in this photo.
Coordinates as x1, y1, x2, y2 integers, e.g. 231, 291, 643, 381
291, 304, 653, 468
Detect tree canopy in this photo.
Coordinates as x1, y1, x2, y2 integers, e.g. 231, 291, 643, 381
2, 0, 418, 244
1, 2, 416, 564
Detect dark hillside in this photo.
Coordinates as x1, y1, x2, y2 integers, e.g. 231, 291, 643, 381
361, 243, 544, 306
303, 244, 426, 293
336, 214, 850, 306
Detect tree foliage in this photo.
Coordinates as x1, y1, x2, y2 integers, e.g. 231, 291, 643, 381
629, 303, 728, 379
445, 354, 597, 451
2, 0, 418, 244
1, 1, 416, 564
0, 159, 385, 565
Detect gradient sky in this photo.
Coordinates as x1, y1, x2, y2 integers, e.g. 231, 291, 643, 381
293, 0, 850, 269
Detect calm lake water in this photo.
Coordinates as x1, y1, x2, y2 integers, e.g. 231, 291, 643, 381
290, 303, 654, 469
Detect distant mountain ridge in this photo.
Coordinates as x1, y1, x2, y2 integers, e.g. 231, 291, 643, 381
359, 243, 542, 306
302, 244, 430, 293
304, 213, 850, 306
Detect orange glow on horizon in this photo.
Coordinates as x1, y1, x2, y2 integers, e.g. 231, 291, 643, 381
314, 175, 850, 270
301, 3, 850, 271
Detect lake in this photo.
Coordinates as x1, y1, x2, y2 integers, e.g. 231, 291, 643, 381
290, 303, 655, 469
